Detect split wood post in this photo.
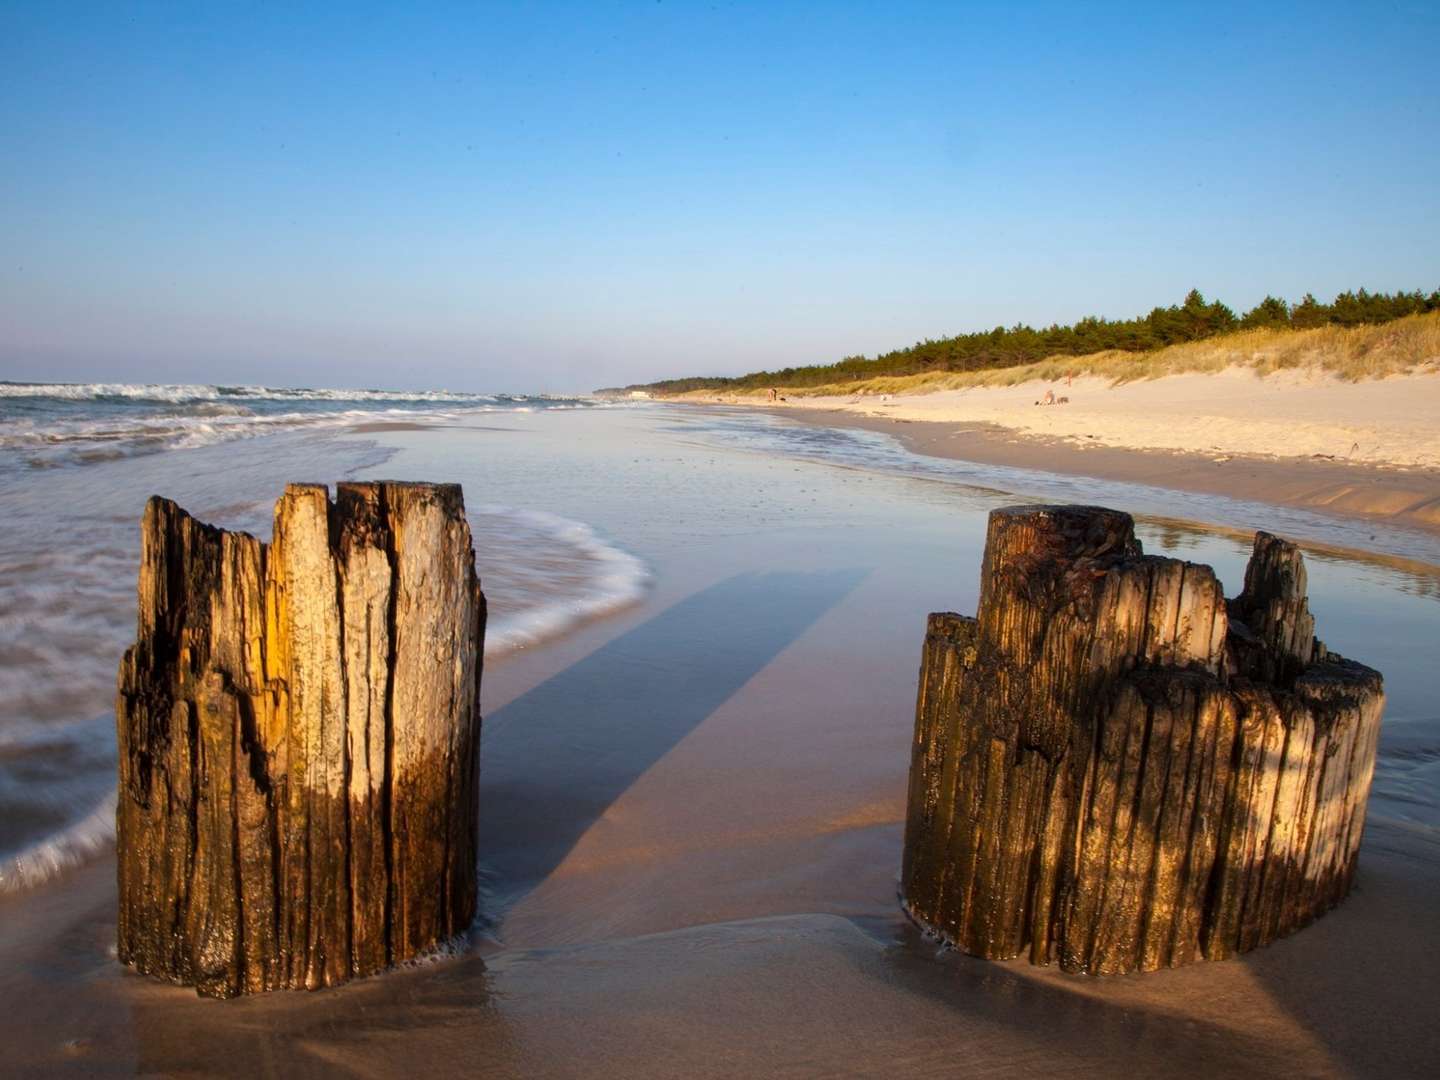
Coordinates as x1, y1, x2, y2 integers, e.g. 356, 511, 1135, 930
900, 505, 1383, 974
115, 482, 485, 997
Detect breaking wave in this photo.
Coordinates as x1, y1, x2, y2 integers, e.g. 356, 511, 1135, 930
0, 381, 521, 404
475, 506, 651, 655
0, 382, 620, 470
2, 406, 457, 466
0, 716, 118, 896
0, 791, 116, 897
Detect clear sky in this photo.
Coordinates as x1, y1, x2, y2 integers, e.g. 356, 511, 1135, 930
2, 1, 1437, 392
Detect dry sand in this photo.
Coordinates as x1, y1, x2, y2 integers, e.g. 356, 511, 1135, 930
758, 368, 1440, 468
692, 368, 1440, 534
778, 407, 1440, 537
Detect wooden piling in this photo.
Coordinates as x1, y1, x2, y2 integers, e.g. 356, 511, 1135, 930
116, 482, 485, 997
900, 505, 1383, 974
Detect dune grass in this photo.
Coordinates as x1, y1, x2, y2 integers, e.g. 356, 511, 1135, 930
677, 312, 1440, 401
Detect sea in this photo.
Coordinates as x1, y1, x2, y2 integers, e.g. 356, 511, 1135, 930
0, 382, 649, 894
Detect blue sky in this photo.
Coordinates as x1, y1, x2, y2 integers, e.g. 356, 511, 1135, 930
2, 1, 1436, 392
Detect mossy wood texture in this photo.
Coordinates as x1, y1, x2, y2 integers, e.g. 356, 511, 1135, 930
116, 482, 485, 997
901, 505, 1383, 974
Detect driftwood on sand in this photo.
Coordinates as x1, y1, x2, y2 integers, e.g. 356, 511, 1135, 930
901, 504, 1384, 974
115, 482, 485, 997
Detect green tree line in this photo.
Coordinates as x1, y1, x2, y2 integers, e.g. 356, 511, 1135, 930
606, 287, 1439, 395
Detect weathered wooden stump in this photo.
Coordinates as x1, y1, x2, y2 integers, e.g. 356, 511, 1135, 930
116, 482, 485, 997
901, 505, 1383, 974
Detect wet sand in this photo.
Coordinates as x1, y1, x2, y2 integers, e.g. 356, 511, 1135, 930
348, 420, 453, 433
7, 825, 1437, 1077
5, 582, 1437, 1076
2, 408, 1437, 1077
754, 404, 1440, 536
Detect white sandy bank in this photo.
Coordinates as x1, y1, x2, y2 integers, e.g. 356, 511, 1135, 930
774, 368, 1440, 470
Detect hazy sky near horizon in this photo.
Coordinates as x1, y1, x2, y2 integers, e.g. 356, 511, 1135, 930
2, 2, 1437, 393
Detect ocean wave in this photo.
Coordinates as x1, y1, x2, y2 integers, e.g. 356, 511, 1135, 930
1, 383, 618, 470
0, 790, 116, 896
158, 402, 257, 418
0, 406, 462, 466
0, 381, 559, 405
0, 713, 118, 896
475, 506, 651, 656
0, 381, 231, 403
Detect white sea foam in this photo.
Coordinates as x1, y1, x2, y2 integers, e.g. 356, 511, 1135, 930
0, 383, 618, 469
0, 382, 230, 402
0, 381, 511, 404
0, 790, 116, 896
475, 506, 651, 657
0, 406, 465, 466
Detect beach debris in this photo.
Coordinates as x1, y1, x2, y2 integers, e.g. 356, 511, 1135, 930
115, 482, 485, 997
901, 504, 1384, 974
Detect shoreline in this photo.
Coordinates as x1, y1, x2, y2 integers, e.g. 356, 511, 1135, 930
667, 364, 1440, 469
690, 400, 1440, 541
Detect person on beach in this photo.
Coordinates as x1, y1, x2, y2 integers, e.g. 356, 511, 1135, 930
767, 387, 777, 402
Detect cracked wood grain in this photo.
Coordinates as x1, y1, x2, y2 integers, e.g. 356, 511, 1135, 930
116, 482, 485, 997
901, 505, 1384, 974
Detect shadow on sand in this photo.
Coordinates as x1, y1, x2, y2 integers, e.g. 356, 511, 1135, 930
477, 568, 869, 917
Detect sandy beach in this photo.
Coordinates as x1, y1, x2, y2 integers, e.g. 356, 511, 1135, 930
2, 405, 1438, 1077
684, 367, 1440, 537
2, 408, 1440, 1077
743, 368, 1440, 466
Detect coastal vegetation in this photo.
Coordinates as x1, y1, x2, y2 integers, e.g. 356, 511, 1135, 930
740, 314, 1440, 400
610, 288, 1440, 397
